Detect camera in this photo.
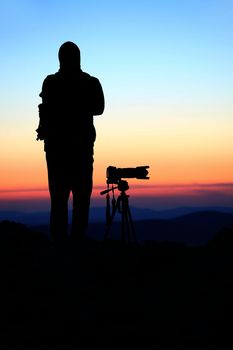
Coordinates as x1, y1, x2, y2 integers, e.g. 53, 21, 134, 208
106, 165, 149, 184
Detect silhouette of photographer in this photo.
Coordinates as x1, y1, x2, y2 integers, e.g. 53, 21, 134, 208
37, 41, 105, 243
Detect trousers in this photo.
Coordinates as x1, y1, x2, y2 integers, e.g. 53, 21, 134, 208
46, 144, 94, 242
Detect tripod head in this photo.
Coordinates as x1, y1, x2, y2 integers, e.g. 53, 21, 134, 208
118, 180, 129, 192
100, 179, 129, 196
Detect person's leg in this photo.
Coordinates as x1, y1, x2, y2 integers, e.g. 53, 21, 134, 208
49, 187, 70, 243
70, 147, 94, 240
46, 152, 70, 243
71, 195, 91, 239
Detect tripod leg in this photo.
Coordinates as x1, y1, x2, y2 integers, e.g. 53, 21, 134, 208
125, 210, 132, 245
121, 194, 134, 245
126, 205, 138, 245
104, 197, 120, 240
120, 198, 125, 244
122, 194, 132, 245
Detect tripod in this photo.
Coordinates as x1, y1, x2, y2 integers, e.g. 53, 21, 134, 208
101, 180, 138, 245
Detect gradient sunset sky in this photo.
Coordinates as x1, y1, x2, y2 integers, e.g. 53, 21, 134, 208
0, 0, 233, 211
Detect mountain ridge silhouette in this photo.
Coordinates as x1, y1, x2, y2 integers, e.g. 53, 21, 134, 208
18, 210, 233, 246
0, 206, 233, 226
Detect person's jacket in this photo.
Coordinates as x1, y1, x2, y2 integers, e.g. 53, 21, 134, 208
36, 69, 104, 152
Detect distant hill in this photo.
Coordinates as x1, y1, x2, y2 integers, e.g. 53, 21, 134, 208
0, 206, 233, 226
1, 209, 233, 246
0, 211, 50, 226
87, 211, 233, 246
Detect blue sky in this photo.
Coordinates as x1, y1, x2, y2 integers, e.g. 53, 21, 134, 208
1, 0, 232, 105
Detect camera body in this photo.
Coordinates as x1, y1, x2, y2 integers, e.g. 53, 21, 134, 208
106, 166, 149, 184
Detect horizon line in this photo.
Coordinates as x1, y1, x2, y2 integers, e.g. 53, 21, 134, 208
1, 182, 233, 194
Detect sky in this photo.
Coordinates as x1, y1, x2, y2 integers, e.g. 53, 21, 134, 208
0, 0, 233, 211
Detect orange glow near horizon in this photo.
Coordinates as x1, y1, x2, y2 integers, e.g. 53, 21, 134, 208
1, 182, 233, 201
1, 117, 233, 197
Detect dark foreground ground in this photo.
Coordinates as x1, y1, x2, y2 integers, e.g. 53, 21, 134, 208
0, 221, 233, 348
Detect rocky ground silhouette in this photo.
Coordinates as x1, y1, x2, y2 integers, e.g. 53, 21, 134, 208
0, 220, 233, 347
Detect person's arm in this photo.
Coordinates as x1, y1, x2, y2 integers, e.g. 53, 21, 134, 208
91, 77, 105, 116
36, 76, 51, 140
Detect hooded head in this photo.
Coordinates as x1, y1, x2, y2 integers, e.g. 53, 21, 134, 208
58, 41, 81, 72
